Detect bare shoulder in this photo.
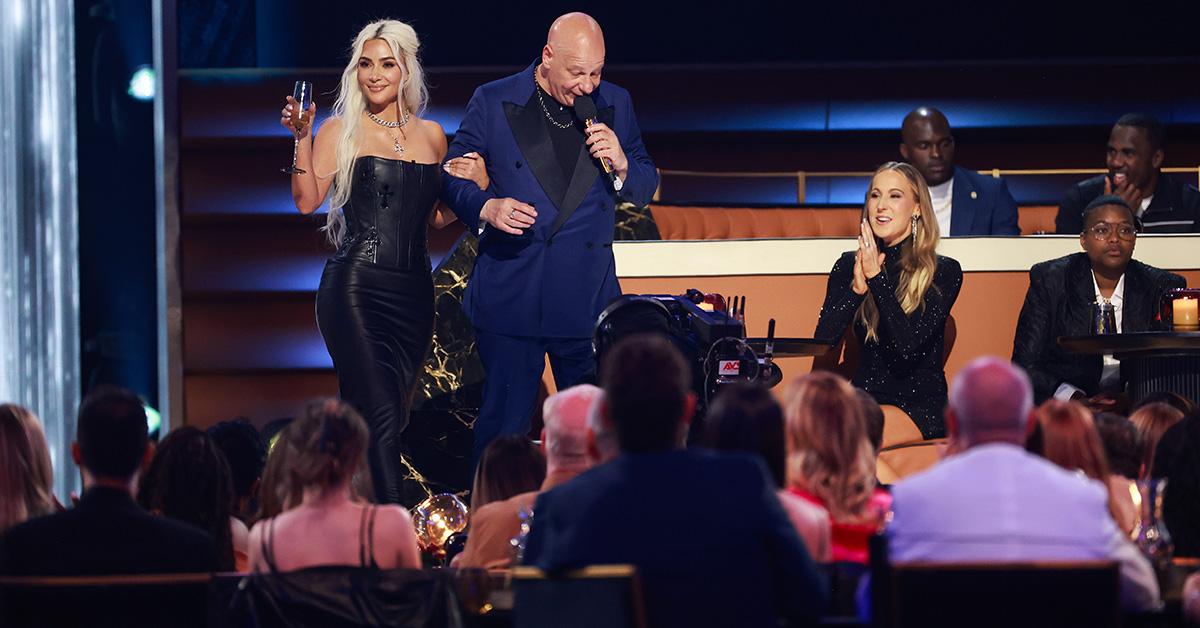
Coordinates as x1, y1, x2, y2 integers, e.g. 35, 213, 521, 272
420, 118, 448, 154
318, 115, 344, 134
374, 503, 416, 529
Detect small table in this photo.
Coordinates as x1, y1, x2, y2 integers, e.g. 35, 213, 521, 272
1058, 332, 1200, 403
743, 337, 835, 358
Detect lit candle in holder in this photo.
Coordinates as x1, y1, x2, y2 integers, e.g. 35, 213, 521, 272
1174, 297, 1199, 330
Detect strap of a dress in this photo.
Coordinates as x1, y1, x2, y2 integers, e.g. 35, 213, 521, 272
357, 504, 371, 568
367, 505, 380, 569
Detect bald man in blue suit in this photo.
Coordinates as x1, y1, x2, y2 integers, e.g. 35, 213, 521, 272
441, 13, 657, 465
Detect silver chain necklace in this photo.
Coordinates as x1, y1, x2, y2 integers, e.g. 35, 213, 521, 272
367, 109, 410, 154
534, 67, 573, 129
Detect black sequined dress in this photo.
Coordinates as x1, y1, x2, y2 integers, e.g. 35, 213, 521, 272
814, 238, 963, 438
316, 156, 439, 504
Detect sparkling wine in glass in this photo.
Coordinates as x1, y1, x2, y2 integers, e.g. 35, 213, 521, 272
281, 80, 312, 175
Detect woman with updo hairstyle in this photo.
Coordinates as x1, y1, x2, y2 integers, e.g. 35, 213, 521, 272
0, 404, 57, 532
247, 399, 420, 572
783, 371, 889, 564
278, 19, 488, 504
814, 161, 962, 440
138, 426, 239, 570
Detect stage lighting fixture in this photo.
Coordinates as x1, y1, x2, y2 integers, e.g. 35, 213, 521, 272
127, 66, 155, 101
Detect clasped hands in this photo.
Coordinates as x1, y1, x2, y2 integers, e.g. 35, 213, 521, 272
852, 219, 886, 295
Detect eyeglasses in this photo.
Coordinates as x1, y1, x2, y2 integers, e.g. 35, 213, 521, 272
1085, 223, 1138, 241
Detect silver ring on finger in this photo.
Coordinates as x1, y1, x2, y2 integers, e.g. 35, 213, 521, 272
509, 210, 516, 220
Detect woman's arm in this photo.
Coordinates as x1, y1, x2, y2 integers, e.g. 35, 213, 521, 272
866, 257, 962, 354
814, 253, 866, 342
285, 105, 339, 215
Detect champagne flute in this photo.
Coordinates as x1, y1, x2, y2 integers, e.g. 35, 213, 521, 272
281, 80, 312, 175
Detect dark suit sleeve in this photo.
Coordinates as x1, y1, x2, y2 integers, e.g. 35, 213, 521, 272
753, 464, 828, 625
1012, 266, 1066, 401
866, 257, 962, 355
615, 91, 658, 208
814, 253, 865, 342
1055, 185, 1085, 235
441, 86, 497, 233
992, 178, 1021, 235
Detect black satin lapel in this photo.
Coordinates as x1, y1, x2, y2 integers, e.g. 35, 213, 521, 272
504, 100, 567, 208
1066, 258, 1096, 335
555, 105, 616, 223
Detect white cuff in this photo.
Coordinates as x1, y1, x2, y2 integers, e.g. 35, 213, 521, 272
1054, 382, 1085, 401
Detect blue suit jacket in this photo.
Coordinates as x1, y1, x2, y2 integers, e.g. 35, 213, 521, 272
442, 63, 658, 338
523, 449, 827, 627
948, 166, 1020, 236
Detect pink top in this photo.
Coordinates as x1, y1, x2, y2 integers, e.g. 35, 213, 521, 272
788, 486, 891, 564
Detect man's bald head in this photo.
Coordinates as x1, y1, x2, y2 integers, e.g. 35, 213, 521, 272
547, 12, 605, 52
899, 106, 956, 186
947, 356, 1034, 446
543, 384, 602, 472
539, 13, 605, 107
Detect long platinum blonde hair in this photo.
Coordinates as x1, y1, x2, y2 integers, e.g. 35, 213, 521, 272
325, 20, 429, 247
857, 161, 942, 344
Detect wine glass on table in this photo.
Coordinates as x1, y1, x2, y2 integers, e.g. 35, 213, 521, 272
281, 80, 312, 175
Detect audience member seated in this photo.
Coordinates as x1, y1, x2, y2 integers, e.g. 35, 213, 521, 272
1056, 113, 1200, 234
784, 372, 889, 565
524, 334, 827, 628
469, 434, 546, 515
1, 404, 57, 533
888, 357, 1159, 611
138, 426, 240, 571
1093, 412, 1143, 534
1030, 402, 1130, 535
208, 418, 266, 524
815, 161, 962, 439
1131, 391, 1196, 417
699, 382, 832, 563
1150, 413, 1200, 558
587, 389, 619, 464
898, 106, 1019, 236
856, 389, 886, 456
250, 422, 300, 525
1013, 195, 1186, 404
459, 385, 601, 569
0, 386, 217, 575
1130, 402, 1184, 480
248, 399, 420, 572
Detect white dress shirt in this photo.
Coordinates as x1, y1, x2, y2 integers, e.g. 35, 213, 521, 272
929, 177, 954, 236
1053, 272, 1125, 400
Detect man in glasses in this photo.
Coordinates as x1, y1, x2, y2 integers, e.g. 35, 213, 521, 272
1013, 195, 1185, 406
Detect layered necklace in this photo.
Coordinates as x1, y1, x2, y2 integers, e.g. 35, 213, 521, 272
366, 108, 411, 155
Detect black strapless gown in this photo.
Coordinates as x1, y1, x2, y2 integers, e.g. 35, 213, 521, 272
316, 156, 439, 504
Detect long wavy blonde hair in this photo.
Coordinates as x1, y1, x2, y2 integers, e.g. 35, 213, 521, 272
325, 20, 429, 247
783, 372, 876, 522
857, 161, 941, 343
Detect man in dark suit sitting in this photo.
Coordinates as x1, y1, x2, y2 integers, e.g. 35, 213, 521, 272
1013, 195, 1186, 405
899, 107, 1020, 236
1056, 113, 1200, 234
1, 387, 217, 575
523, 335, 827, 627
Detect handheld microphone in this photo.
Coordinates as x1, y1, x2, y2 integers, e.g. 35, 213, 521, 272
572, 94, 623, 192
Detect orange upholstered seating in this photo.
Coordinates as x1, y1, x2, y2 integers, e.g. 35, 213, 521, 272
648, 204, 1061, 240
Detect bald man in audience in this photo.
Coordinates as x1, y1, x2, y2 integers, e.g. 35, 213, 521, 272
899, 107, 1020, 236
457, 385, 603, 569
887, 357, 1160, 611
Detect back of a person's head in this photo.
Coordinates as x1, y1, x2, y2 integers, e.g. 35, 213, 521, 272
137, 426, 235, 570
1151, 414, 1200, 556
471, 434, 546, 512
77, 386, 149, 480
784, 371, 873, 521
700, 382, 786, 488
1093, 412, 1141, 480
285, 399, 369, 493
208, 418, 266, 500
1034, 400, 1110, 482
947, 356, 1033, 445
600, 334, 692, 453
256, 421, 299, 522
1130, 402, 1184, 478
1, 404, 56, 531
855, 389, 885, 453
1129, 391, 1195, 417
586, 389, 618, 463
542, 384, 602, 472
